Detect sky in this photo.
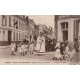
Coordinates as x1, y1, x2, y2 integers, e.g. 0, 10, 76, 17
28, 15, 55, 29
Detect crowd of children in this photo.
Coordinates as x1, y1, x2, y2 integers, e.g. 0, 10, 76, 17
53, 42, 70, 61
10, 40, 35, 56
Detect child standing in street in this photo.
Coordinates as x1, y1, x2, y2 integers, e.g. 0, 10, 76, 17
65, 43, 71, 60
25, 43, 29, 54
53, 43, 62, 60
18, 44, 23, 55
60, 42, 65, 60
10, 42, 16, 55
29, 41, 35, 54
21, 43, 26, 56
70, 38, 80, 63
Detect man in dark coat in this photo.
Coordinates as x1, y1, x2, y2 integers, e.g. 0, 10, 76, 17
45, 37, 48, 52
46, 37, 50, 52
60, 42, 65, 60
74, 38, 80, 62
48, 38, 52, 52
52, 38, 56, 51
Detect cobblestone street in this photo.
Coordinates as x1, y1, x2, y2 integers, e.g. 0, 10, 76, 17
0, 47, 69, 64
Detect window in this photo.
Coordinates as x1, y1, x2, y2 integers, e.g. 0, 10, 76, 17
15, 21, 18, 29
14, 19, 18, 29
61, 23, 65, 29
9, 16, 11, 27
21, 34, 22, 41
19, 33, 20, 41
18, 21, 20, 30
14, 32, 15, 41
66, 22, 68, 29
14, 19, 15, 28
2, 15, 7, 26
63, 26, 65, 29
3, 30, 5, 41
16, 32, 18, 41
20, 33, 21, 41
61, 22, 68, 30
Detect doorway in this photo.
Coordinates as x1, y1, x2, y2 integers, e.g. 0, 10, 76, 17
8, 30, 12, 45
63, 30, 68, 41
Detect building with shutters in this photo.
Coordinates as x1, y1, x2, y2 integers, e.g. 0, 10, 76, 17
55, 15, 80, 42
0, 15, 31, 46
28, 19, 39, 41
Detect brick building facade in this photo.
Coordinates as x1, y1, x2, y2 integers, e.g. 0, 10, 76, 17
0, 15, 36, 46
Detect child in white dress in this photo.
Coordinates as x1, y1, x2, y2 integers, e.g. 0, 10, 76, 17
29, 41, 35, 54
25, 43, 29, 54
10, 42, 16, 55
21, 44, 26, 56
18, 44, 23, 55
65, 43, 71, 60
53, 44, 62, 60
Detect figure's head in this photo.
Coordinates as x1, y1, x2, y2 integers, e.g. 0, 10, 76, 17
40, 32, 44, 37
75, 38, 78, 42
60, 42, 64, 46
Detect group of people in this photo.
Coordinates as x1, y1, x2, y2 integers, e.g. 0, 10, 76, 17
53, 41, 70, 61
10, 31, 80, 63
45, 38, 56, 52
10, 41, 35, 56
10, 32, 45, 56
53, 38, 80, 63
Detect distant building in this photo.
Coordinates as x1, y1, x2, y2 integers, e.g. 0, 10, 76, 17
0, 15, 30, 46
33, 25, 39, 38
43, 26, 55, 39
38, 24, 54, 39
38, 24, 44, 34
28, 19, 39, 41
55, 15, 80, 42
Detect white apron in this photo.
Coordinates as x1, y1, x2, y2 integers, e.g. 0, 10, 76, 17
54, 49, 61, 59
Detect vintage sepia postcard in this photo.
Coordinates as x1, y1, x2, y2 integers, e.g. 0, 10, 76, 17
0, 15, 80, 65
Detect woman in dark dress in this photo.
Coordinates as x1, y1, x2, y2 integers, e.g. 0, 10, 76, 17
52, 38, 56, 51
60, 42, 65, 60
74, 38, 80, 62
